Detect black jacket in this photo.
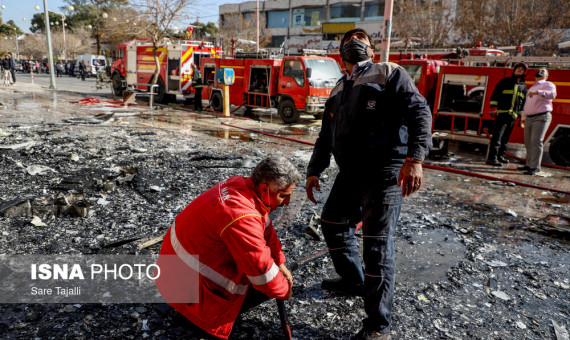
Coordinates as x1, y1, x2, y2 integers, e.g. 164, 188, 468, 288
307, 61, 432, 177
490, 72, 527, 118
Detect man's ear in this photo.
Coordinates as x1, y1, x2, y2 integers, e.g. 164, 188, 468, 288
259, 183, 269, 193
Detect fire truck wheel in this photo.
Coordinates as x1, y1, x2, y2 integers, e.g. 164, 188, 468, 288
549, 134, 570, 166
278, 100, 299, 124
211, 92, 223, 112
155, 78, 171, 104
112, 73, 124, 97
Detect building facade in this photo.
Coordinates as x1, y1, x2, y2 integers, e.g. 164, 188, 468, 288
219, 0, 385, 54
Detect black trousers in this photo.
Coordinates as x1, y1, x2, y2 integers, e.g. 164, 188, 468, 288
194, 88, 203, 110
488, 112, 516, 161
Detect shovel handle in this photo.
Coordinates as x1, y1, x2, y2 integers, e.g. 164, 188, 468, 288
276, 299, 292, 340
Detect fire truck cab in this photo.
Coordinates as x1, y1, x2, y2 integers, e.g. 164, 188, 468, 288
110, 40, 222, 103
200, 52, 342, 123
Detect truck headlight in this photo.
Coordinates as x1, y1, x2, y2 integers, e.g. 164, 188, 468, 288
306, 96, 319, 104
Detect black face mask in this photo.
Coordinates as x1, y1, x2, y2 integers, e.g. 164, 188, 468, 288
340, 39, 371, 64
535, 70, 546, 78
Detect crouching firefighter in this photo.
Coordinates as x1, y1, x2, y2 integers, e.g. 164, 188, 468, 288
155, 156, 300, 339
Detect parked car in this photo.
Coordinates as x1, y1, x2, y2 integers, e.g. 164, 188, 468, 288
14, 61, 23, 72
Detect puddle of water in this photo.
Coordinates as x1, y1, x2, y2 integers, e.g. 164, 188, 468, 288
207, 130, 252, 142
395, 228, 466, 283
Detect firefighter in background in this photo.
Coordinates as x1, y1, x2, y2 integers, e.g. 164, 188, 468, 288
305, 28, 432, 340
191, 63, 203, 111
155, 156, 299, 339
486, 63, 528, 166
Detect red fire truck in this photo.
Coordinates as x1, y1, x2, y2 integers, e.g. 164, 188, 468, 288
199, 52, 342, 123
329, 53, 570, 165
430, 56, 570, 165
110, 39, 222, 103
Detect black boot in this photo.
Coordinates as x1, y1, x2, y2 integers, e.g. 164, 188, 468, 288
322, 277, 364, 296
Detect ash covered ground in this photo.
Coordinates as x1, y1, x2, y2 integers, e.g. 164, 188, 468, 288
0, 89, 569, 340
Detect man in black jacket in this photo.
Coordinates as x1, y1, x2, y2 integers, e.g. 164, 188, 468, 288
305, 29, 432, 340
486, 63, 528, 166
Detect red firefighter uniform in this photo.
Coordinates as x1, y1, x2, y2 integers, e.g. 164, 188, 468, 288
155, 176, 290, 339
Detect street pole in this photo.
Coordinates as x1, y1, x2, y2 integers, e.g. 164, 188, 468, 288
62, 14, 67, 62
256, 0, 259, 53
14, 31, 19, 60
43, 0, 57, 89
380, 0, 394, 63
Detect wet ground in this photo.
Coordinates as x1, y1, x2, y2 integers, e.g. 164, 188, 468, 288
0, 86, 569, 339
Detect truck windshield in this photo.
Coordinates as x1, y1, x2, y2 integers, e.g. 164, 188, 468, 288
401, 64, 422, 85
304, 59, 342, 88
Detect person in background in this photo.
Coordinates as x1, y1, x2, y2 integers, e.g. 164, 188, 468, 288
191, 63, 204, 111
55, 62, 63, 77
155, 156, 300, 339
305, 28, 432, 340
69, 61, 75, 77
486, 63, 528, 166
518, 68, 556, 175
79, 60, 86, 81
7, 54, 16, 84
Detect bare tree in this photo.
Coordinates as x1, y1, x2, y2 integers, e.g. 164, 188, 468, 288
130, 0, 192, 85
218, 13, 271, 56
456, 0, 570, 55
99, 7, 147, 50
393, 0, 456, 48
65, 29, 97, 59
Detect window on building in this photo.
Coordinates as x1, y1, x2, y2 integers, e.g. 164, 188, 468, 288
292, 7, 327, 27
267, 10, 290, 28
364, 1, 384, 21
270, 36, 286, 48
330, 3, 360, 22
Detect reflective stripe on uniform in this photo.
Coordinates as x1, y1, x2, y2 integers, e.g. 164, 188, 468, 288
247, 262, 279, 286
170, 221, 248, 295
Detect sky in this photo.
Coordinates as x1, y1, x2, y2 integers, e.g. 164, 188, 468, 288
0, 0, 244, 33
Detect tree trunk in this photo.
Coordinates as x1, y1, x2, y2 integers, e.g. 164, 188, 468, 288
151, 39, 160, 85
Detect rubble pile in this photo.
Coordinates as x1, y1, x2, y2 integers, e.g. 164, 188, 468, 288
0, 95, 568, 339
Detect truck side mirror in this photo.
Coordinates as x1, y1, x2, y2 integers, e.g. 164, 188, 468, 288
306, 68, 312, 79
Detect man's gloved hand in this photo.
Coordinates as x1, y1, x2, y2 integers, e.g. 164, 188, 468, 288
279, 263, 293, 300
305, 176, 320, 204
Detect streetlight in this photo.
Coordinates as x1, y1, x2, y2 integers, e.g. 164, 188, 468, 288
13, 28, 19, 61
40, 2, 74, 89
40, 0, 56, 89
48, 9, 72, 62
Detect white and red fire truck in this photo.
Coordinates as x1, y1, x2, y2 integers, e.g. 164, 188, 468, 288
109, 39, 222, 103
199, 51, 342, 123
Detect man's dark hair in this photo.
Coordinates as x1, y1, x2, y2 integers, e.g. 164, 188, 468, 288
251, 156, 301, 190
340, 28, 373, 50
